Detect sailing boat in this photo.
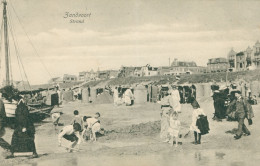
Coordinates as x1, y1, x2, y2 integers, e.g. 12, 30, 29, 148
0, 0, 54, 122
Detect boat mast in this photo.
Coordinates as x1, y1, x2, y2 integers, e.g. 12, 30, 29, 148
3, 0, 10, 86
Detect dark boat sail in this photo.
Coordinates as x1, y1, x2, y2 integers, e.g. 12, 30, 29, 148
0, 0, 54, 122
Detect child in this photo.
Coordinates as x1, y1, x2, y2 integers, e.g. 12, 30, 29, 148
58, 123, 81, 152
51, 111, 61, 130
70, 110, 83, 129
189, 100, 206, 145
82, 112, 101, 142
168, 111, 181, 147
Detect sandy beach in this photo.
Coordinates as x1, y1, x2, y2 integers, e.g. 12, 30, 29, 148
0, 96, 260, 166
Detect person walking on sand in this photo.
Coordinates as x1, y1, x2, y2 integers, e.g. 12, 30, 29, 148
226, 90, 253, 139
7, 95, 38, 159
168, 111, 181, 147
189, 100, 206, 145
160, 92, 171, 142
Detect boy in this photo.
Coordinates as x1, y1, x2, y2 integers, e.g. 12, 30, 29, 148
70, 110, 83, 129
52, 111, 61, 130
58, 123, 81, 152
82, 112, 101, 142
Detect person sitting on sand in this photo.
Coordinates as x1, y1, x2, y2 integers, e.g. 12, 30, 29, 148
82, 112, 101, 142
168, 111, 181, 147
58, 123, 81, 152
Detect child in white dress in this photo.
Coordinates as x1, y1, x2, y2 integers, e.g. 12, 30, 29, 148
168, 111, 181, 147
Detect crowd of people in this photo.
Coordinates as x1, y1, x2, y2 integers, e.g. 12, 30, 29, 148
113, 86, 135, 106
0, 81, 256, 159
159, 85, 209, 147
159, 82, 255, 147
57, 110, 102, 152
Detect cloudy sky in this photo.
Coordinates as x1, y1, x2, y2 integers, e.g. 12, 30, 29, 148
0, 0, 260, 84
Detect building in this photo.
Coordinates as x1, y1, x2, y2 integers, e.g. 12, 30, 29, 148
252, 40, 260, 68
227, 40, 260, 71
63, 74, 78, 83
171, 59, 197, 67
98, 70, 119, 79
161, 59, 207, 75
118, 66, 136, 77
207, 58, 228, 73
227, 48, 237, 70
78, 69, 98, 82
141, 64, 159, 76
158, 66, 172, 75
133, 67, 142, 77
48, 77, 63, 84
235, 52, 247, 71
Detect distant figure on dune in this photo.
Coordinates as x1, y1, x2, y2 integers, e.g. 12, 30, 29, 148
113, 87, 119, 106
124, 87, 134, 106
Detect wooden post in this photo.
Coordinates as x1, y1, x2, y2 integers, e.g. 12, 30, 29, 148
3, 0, 10, 86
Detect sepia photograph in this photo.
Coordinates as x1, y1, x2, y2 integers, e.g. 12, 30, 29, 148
0, 0, 260, 165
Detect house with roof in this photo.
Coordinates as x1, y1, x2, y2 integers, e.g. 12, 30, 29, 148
141, 64, 159, 76
63, 74, 78, 83
207, 58, 229, 73
158, 66, 172, 75
134, 67, 142, 77
118, 66, 136, 77
97, 70, 119, 79
227, 40, 260, 71
168, 59, 206, 75
78, 69, 98, 82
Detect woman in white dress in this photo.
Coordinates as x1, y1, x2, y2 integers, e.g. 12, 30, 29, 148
160, 93, 171, 142
170, 85, 182, 113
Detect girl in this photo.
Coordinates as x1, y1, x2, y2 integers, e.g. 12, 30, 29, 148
168, 111, 181, 147
189, 100, 206, 145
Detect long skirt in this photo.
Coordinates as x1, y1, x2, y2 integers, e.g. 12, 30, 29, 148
11, 130, 36, 153
160, 114, 169, 141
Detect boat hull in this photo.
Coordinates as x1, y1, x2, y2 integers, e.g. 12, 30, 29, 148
5, 104, 54, 123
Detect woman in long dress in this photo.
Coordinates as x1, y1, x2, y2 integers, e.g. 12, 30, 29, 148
170, 85, 182, 113
124, 88, 134, 106
8, 96, 38, 158
160, 92, 171, 142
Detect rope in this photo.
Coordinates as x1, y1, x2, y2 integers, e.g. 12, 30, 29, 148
9, 0, 53, 80
6, 7, 25, 90
7, 7, 32, 92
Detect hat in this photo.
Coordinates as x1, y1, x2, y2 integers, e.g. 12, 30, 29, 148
191, 100, 200, 109
172, 85, 177, 88
232, 90, 241, 94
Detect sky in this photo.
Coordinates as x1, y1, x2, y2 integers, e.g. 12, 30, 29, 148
0, 0, 260, 84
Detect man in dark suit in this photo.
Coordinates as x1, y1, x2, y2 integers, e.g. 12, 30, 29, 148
226, 90, 253, 139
